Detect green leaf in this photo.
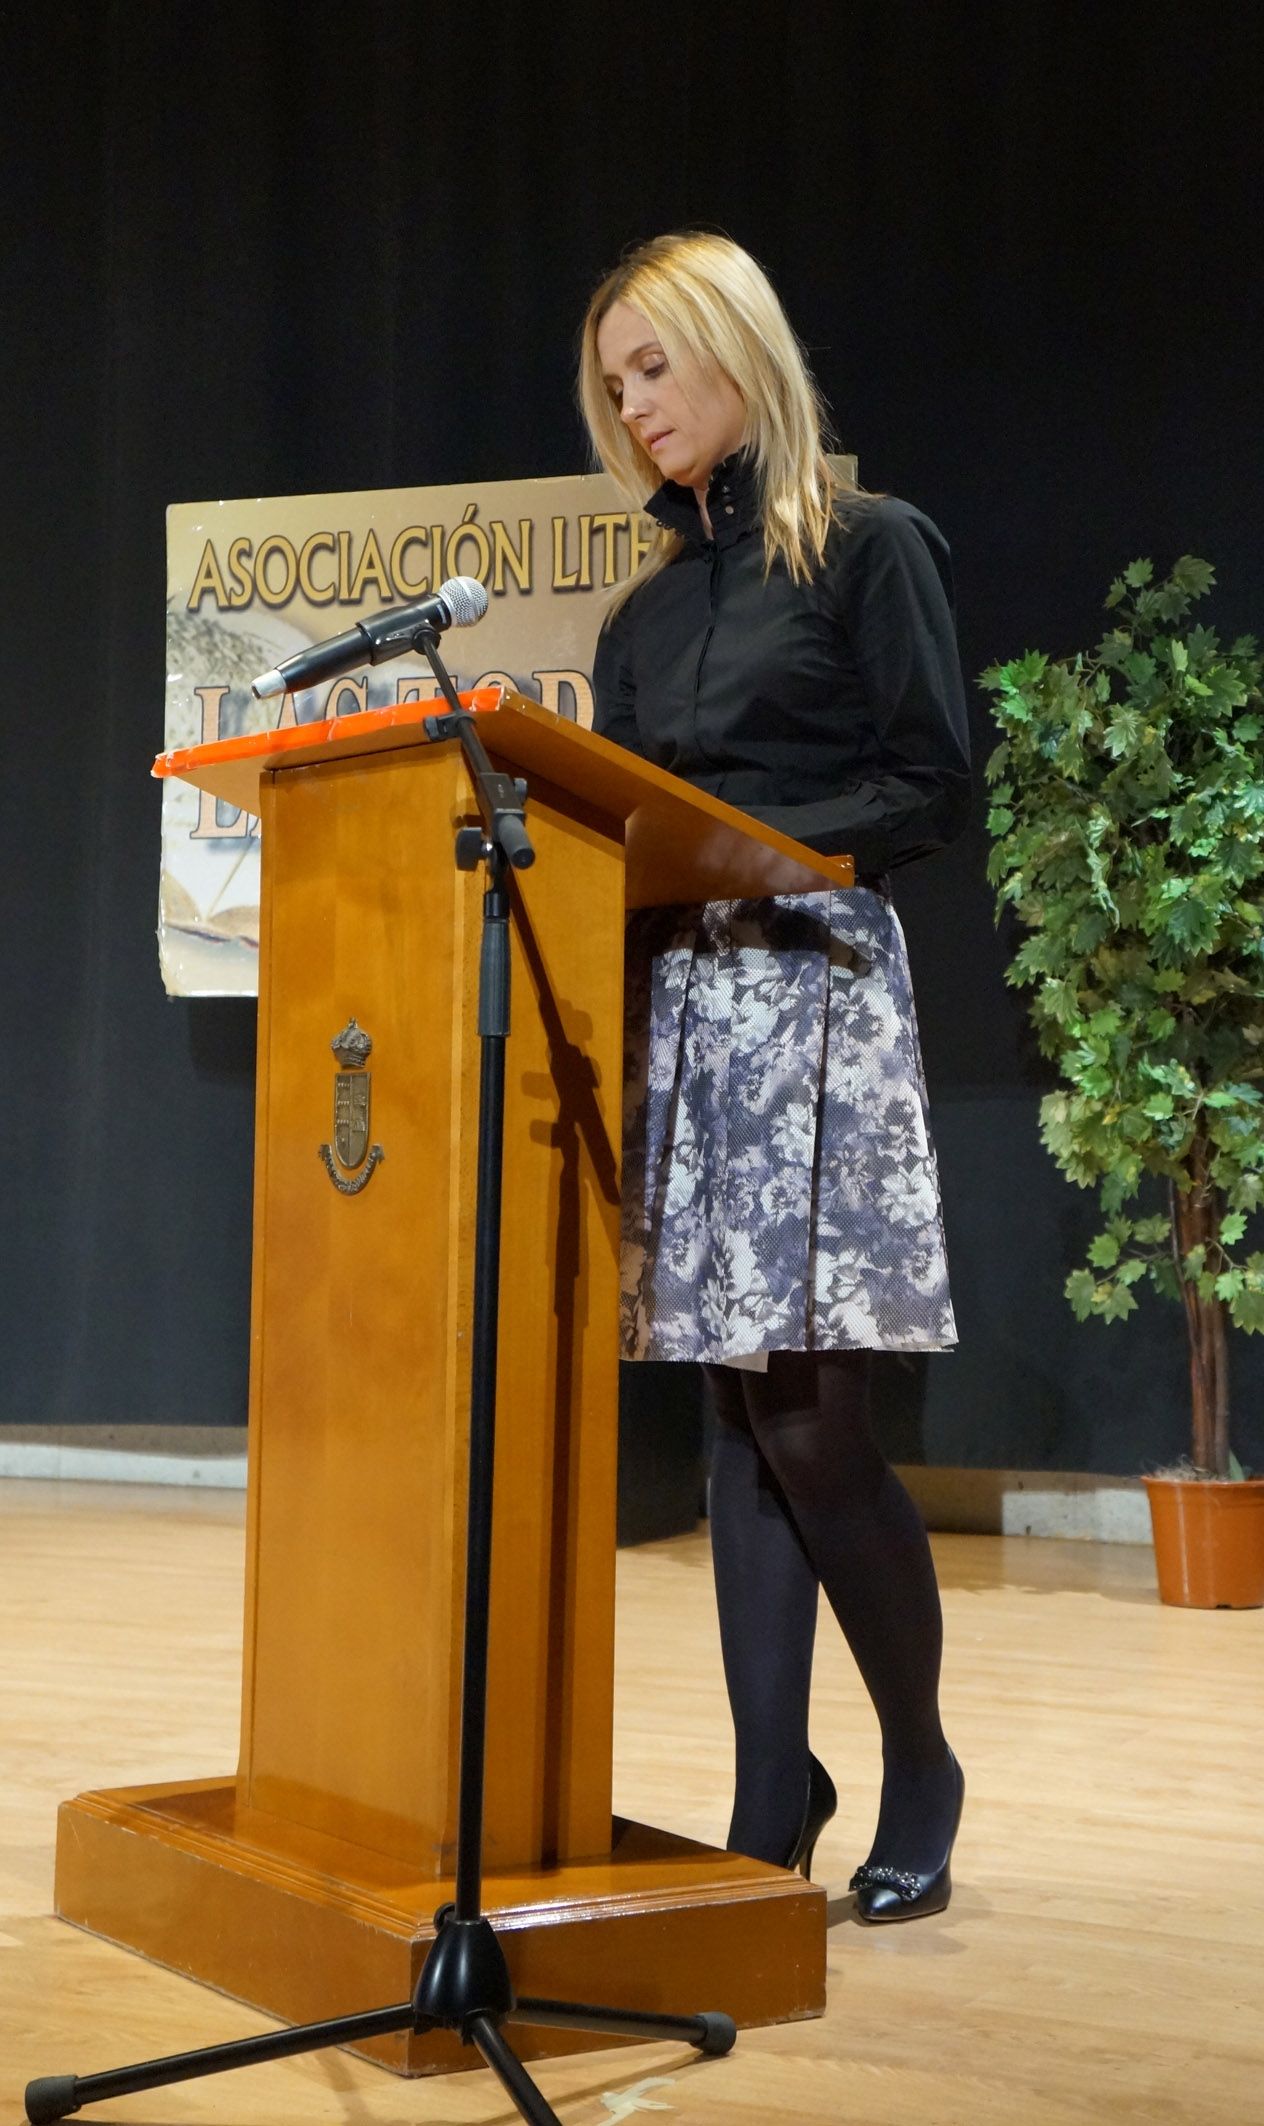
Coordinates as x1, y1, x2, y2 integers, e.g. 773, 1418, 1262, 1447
1122, 560, 1155, 589
1087, 1233, 1121, 1269
1066, 1269, 1097, 1321
1229, 1174, 1264, 1214
1165, 897, 1220, 953
1088, 1007, 1124, 1037
1206, 1085, 1264, 1109
1167, 801, 1204, 846
1105, 706, 1144, 757
1169, 555, 1215, 599
1152, 1259, 1182, 1300
1010, 650, 1049, 686
1145, 1009, 1177, 1041
1220, 1211, 1248, 1246
1229, 1285, 1264, 1331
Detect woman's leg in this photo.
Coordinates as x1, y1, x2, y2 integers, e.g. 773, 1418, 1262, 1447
741, 1350, 959, 1875
702, 1364, 821, 1865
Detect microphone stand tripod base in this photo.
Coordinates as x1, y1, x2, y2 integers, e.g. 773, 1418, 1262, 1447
52, 1781, 825, 2077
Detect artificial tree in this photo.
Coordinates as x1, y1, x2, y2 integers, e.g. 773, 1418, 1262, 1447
981, 557, 1264, 1479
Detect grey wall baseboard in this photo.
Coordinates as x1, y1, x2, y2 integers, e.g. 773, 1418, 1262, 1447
0, 1428, 1154, 1545
901, 1465, 1151, 1545
0, 1426, 248, 1488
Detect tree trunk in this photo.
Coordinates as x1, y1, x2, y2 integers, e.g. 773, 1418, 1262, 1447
1170, 1131, 1231, 1477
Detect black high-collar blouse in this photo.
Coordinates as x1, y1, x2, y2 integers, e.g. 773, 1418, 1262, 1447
591, 454, 971, 875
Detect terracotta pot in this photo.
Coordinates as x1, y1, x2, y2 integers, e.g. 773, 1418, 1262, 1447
1142, 1473, 1264, 1609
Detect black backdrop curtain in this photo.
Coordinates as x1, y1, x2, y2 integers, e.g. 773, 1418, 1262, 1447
3, 2, 1262, 1470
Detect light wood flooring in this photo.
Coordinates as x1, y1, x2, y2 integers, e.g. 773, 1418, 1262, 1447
2, 1477, 1261, 2124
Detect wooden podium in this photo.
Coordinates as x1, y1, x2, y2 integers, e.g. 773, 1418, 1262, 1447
54, 689, 854, 2076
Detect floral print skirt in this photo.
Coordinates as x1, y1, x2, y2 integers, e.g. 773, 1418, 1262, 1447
619, 888, 956, 1363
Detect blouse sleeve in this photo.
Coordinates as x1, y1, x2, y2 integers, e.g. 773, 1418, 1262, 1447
591, 599, 647, 758
741, 500, 972, 871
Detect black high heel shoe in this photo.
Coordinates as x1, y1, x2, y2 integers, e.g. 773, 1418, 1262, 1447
849, 1750, 965, 1922
784, 1753, 837, 1878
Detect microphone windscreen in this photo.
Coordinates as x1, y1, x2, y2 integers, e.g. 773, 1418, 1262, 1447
440, 575, 490, 626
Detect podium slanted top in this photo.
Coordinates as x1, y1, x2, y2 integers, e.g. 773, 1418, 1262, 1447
153, 686, 855, 906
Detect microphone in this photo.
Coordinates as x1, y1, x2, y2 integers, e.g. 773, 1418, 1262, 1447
250, 575, 489, 699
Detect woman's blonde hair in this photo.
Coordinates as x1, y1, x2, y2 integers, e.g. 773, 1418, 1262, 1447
578, 231, 852, 610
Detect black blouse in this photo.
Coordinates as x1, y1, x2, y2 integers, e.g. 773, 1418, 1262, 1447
591, 453, 971, 875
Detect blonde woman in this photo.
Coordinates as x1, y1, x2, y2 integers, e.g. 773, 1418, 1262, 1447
579, 233, 971, 1921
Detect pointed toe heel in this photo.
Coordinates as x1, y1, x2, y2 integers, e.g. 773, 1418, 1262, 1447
785, 1753, 837, 1879
849, 1858, 953, 1922
850, 1750, 964, 1923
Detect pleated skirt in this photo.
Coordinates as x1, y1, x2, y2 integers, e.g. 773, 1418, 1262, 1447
619, 887, 957, 1364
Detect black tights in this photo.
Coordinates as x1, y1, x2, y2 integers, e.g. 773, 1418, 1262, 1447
704, 1350, 956, 1872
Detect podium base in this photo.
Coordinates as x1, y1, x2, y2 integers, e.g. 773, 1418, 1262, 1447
53, 1779, 826, 2077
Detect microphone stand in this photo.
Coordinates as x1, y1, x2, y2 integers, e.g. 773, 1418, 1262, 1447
25, 633, 735, 2126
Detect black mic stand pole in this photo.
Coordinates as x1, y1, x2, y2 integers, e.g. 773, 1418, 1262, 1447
25, 641, 735, 2126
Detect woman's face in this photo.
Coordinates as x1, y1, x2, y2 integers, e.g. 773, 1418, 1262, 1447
596, 300, 746, 493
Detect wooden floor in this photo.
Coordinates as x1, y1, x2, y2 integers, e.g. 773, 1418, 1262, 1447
2, 1478, 1262, 2124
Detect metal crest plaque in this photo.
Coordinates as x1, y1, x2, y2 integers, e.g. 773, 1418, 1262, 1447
334, 1071, 371, 1170
319, 1018, 384, 1195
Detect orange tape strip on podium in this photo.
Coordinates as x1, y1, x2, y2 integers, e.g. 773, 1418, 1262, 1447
153, 685, 505, 786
